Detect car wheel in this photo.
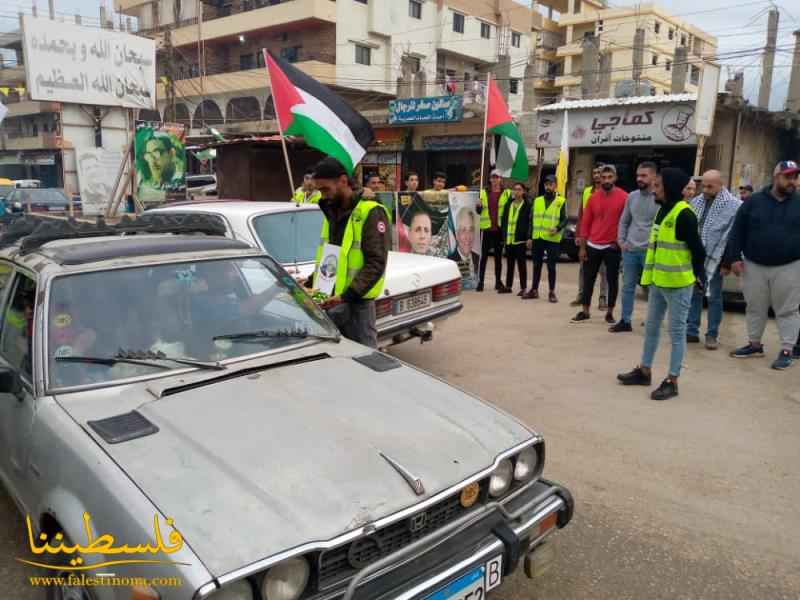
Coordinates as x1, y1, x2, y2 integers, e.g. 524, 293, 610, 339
43, 532, 94, 600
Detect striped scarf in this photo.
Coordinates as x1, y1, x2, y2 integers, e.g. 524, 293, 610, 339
690, 188, 742, 291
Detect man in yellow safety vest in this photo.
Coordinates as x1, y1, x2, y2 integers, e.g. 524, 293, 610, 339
523, 175, 567, 302
308, 157, 391, 348
476, 169, 512, 292
292, 171, 321, 204
617, 168, 707, 401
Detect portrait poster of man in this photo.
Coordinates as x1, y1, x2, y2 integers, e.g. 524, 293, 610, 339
135, 121, 187, 203
447, 191, 481, 289
76, 148, 124, 216
396, 190, 449, 257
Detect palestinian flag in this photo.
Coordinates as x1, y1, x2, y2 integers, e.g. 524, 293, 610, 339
264, 50, 373, 175
486, 77, 528, 181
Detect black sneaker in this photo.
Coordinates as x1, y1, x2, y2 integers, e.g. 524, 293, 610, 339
771, 350, 793, 371
571, 311, 591, 323
617, 367, 651, 386
476, 282, 484, 292
686, 335, 700, 344
604, 311, 615, 324
730, 344, 765, 358
494, 282, 503, 291
651, 378, 679, 401
793, 345, 800, 360
609, 320, 633, 333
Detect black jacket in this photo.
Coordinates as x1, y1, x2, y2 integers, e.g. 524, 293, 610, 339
724, 185, 800, 266
500, 198, 532, 244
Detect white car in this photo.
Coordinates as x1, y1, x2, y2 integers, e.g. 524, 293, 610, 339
151, 200, 463, 346
186, 174, 218, 198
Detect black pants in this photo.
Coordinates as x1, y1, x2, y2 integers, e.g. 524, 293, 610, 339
479, 229, 503, 286
582, 245, 621, 309
532, 239, 560, 291
505, 243, 527, 290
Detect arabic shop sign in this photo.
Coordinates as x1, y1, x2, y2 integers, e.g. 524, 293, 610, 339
535, 102, 697, 148
22, 15, 156, 109
389, 95, 464, 125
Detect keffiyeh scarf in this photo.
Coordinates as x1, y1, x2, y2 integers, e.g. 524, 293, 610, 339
690, 188, 742, 293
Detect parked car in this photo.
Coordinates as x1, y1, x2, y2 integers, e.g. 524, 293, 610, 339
151, 201, 463, 347
13, 178, 42, 189
4, 188, 81, 215
186, 174, 218, 198
0, 213, 573, 600
560, 216, 579, 261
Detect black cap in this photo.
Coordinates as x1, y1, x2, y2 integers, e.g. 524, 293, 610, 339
312, 157, 347, 179
739, 184, 753, 192
544, 174, 556, 183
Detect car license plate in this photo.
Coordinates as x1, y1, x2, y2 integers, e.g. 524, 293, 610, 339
425, 556, 503, 600
394, 290, 431, 315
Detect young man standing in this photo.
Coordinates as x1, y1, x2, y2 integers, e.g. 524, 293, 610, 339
686, 170, 741, 350
610, 162, 659, 332
428, 171, 447, 192
524, 175, 566, 302
476, 169, 511, 291
404, 171, 420, 194
572, 165, 627, 324
573, 165, 608, 307
499, 182, 531, 295
292, 171, 321, 204
617, 168, 706, 400
725, 160, 800, 370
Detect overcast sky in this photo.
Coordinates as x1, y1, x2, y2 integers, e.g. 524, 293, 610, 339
2, 0, 797, 110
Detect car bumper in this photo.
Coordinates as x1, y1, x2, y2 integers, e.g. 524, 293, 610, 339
377, 301, 463, 346
321, 478, 573, 600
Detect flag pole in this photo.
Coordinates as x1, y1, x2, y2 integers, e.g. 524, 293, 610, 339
479, 72, 491, 192
264, 49, 296, 198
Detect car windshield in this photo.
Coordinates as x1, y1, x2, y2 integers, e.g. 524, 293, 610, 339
0, 185, 13, 197
47, 256, 337, 389
21, 189, 70, 205
251, 209, 323, 264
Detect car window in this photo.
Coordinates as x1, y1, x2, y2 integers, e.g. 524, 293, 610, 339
0, 273, 37, 379
47, 257, 336, 389
28, 189, 69, 205
0, 185, 13, 197
251, 210, 323, 264
188, 177, 215, 187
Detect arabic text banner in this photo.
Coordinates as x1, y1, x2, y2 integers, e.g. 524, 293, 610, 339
535, 102, 698, 148
22, 16, 156, 109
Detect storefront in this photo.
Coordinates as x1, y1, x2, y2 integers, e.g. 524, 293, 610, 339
0, 151, 63, 188
361, 128, 408, 190
535, 94, 699, 214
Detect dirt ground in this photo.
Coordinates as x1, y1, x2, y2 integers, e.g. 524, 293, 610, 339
1, 260, 798, 599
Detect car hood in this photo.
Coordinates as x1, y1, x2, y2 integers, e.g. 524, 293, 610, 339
58, 351, 532, 577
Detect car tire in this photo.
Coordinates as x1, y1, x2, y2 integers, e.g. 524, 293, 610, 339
43, 530, 95, 600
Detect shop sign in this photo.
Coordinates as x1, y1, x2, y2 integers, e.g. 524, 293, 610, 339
389, 95, 463, 124
423, 135, 483, 151
535, 102, 697, 148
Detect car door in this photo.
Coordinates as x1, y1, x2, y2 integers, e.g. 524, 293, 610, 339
0, 270, 38, 496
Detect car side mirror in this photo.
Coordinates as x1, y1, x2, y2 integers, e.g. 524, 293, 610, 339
0, 367, 23, 399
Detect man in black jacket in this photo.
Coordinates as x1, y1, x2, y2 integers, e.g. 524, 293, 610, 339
724, 160, 800, 370
499, 182, 532, 295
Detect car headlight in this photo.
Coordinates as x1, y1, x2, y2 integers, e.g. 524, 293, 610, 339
206, 580, 253, 600
262, 556, 310, 600
489, 458, 514, 497
514, 446, 539, 482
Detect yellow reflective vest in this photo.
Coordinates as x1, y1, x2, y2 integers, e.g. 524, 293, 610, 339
505, 200, 526, 245
582, 186, 594, 210
532, 194, 566, 243
641, 201, 695, 288
479, 188, 511, 230
314, 199, 390, 299
293, 187, 321, 204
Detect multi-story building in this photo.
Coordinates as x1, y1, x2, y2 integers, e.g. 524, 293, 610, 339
554, 1, 717, 98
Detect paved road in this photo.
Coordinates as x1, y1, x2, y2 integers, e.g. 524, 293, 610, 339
1, 262, 798, 599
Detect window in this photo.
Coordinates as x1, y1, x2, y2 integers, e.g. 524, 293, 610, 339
651, 54, 658, 66
596, 19, 604, 33
409, 0, 421, 19
680, 34, 687, 46
511, 31, 521, 48
668, 28, 674, 40
453, 12, 464, 33
252, 211, 324, 264
239, 53, 255, 70
1, 273, 37, 379
354, 0, 367, 3
690, 65, 700, 85
509, 78, 519, 94
257, 50, 265, 68
654, 21, 660, 34
280, 46, 300, 62
409, 56, 421, 73
649, 87, 656, 96
574, 0, 581, 13
665, 59, 672, 71
355, 44, 371, 66
480, 22, 491, 39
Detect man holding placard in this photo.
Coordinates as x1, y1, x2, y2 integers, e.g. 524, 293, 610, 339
309, 157, 392, 348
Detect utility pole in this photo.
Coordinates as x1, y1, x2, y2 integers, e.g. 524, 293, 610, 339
581, 33, 599, 98
758, 8, 779, 109
671, 46, 688, 94
787, 30, 800, 113
164, 29, 177, 121
632, 27, 645, 96
48, 0, 54, 20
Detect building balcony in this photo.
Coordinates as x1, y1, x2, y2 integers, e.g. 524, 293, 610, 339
169, 0, 336, 48
113, 0, 151, 15
556, 42, 583, 58
5, 100, 61, 118
2, 132, 61, 151
160, 59, 335, 98
0, 64, 26, 85
555, 74, 581, 87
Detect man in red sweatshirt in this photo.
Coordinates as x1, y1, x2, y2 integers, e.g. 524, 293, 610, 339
572, 164, 628, 324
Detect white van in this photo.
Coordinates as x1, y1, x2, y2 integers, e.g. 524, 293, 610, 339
14, 179, 42, 189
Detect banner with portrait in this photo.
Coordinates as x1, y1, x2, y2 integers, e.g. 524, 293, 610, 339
396, 190, 450, 257
76, 148, 125, 216
135, 121, 186, 203
447, 191, 481, 290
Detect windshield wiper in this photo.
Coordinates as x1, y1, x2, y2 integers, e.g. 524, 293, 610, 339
56, 349, 226, 371
213, 326, 340, 344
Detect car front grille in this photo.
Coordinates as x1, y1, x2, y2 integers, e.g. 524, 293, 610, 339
317, 481, 485, 590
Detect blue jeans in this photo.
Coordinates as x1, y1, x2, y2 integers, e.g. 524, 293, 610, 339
621, 249, 647, 324
641, 284, 693, 377
687, 270, 723, 339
